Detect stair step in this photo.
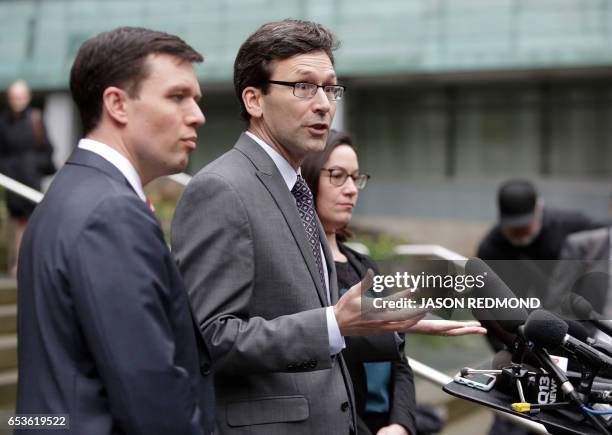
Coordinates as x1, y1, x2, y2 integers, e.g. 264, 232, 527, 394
0, 336, 16, 371
0, 278, 16, 305
0, 369, 17, 409
0, 306, 15, 335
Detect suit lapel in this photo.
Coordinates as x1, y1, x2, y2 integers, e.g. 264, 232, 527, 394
67, 148, 139, 197
319, 222, 339, 304
235, 134, 328, 307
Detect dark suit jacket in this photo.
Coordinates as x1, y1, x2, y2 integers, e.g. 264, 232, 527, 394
548, 227, 611, 316
172, 133, 402, 434
16, 148, 214, 435
339, 243, 417, 435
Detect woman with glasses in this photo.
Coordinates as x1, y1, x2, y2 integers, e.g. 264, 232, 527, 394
302, 130, 485, 435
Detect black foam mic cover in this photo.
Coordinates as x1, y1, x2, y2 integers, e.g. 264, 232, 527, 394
567, 320, 590, 343
465, 257, 528, 333
524, 309, 568, 350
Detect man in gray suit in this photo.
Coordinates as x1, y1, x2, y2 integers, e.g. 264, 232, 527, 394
172, 19, 421, 435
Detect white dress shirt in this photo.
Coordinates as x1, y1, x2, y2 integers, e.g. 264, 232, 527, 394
246, 130, 345, 355
77, 138, 147, 204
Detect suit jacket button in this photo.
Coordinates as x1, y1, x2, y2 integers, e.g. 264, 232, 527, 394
341, 401, 349, 412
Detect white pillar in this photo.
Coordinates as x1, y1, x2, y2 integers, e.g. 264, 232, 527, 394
331, 97, 345, 132
43, 92, 77, 169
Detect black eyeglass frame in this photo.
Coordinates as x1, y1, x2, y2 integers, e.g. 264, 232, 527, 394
267, 80, 346, 101
320, 167, 370, 190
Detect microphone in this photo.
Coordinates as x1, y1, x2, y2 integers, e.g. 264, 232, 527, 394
465, 257, 534, 366
525, 310, 612, 372
531, 345, 611, 433
567, 319, 590, 342
521, 322, 612, 433
568, 319, 612, 358
464, 258, 528, 350
465, 257, 529, 332
564, 293, 612, 338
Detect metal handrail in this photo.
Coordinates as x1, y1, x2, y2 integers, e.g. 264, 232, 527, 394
394, 244, 468, 262
0, 173, 43, 204
168, 172, 191, 187
0, 171, 192, 205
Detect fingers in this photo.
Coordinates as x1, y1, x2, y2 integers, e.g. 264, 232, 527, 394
438, 320, 482, 328
402, 319, 487, 335
348, 318, 424, 335
360, 269, 374, 296
443, 326, 487, 336
372, 317, 423, 333
366, 306, 429, 321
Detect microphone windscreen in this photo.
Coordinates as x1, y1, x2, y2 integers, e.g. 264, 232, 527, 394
524, 309, 568, 350
465, 257, 528, 333
565, 293, 597, 319
567, 320, 590, 343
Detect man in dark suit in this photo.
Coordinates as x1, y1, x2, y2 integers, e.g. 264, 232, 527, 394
548, 227, 612, 324
16, 27, 214, 435
171, 19, 422, 435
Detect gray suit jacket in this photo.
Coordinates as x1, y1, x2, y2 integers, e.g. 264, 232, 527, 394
173, 133, 387, 434
547, 227, 611, 315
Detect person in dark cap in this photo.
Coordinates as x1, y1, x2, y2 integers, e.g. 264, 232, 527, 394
478, 179, 603, 263
496, 179, 542, 247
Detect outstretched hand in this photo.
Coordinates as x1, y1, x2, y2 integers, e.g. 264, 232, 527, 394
401, 319, 487, 336
334, 269, 427, 336
377, 423, 409, 435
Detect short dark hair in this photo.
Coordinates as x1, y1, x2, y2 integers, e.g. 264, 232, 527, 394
301, 129, 355, 242
70, 26, 203, 135
234, 19, 339, 121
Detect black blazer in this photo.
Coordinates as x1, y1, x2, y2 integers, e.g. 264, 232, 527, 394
16, 148, 214, 435
339, 243, 417, 435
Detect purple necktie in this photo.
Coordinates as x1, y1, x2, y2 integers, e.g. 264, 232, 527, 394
291, 175, 326, 290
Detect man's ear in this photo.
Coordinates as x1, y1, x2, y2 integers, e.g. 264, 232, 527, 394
102, 86, 129, 125
242, 86, 263, 119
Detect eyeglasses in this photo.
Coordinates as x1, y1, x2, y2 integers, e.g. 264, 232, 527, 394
321, 167, 370, 190
267, 80, 346, 101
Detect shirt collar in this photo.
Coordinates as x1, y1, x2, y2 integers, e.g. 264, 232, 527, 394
245, 131, 299, 191
77, 138, 147, 203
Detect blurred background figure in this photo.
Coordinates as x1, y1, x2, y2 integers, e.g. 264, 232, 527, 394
303, 130, 485, 435
477, 179, 606, 347
0, 79, 56, 275
478, 179, 603, 263
547, 192, 612, 335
